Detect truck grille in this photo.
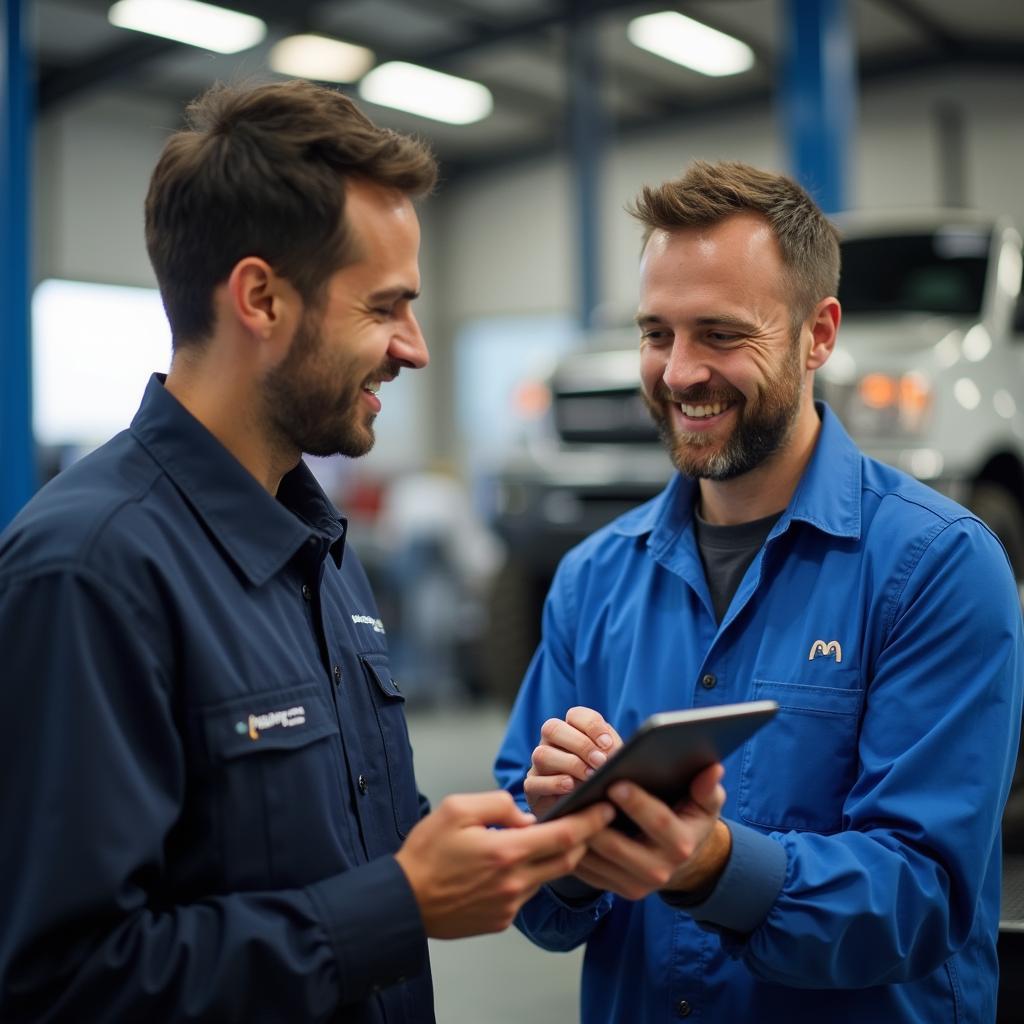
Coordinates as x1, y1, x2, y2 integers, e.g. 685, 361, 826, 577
553, 389, 659, 444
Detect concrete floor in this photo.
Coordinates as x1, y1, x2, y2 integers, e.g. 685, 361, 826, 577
405, 704, 584, 1023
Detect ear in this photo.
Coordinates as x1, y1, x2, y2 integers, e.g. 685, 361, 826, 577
224, 257, 298, 345
804, 297, 841, 371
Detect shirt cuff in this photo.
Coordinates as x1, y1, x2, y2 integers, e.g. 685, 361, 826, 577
546, 875, 606, 908
665, 820, 786, 934
306, 855, 428, 1002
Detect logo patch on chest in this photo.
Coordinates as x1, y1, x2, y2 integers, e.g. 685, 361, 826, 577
235, 705, 307, 740
351, 613, 386, 634
808, 639, 843, 663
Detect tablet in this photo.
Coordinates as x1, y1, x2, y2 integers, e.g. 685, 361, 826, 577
538, 700, 778, 832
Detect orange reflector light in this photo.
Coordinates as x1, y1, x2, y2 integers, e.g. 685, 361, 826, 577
859, 373, 898, 409
512, 379, 552, 418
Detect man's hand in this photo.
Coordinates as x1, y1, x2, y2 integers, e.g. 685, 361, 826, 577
574, 764, 729, 901
524, 705, 729, 901
524, 706, 624, 817
394, 791, 614, 939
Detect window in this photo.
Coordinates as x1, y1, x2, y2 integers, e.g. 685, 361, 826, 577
32, 279, 171, 448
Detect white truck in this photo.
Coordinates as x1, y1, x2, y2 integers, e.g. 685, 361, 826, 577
817, 210, 1024, 588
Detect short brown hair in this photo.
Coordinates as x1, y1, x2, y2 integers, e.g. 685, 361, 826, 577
628, 160, 840, 322
145, 79, 438, 346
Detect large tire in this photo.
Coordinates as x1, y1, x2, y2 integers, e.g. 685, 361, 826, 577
480, 558, 549, 707
971, 481, 1024, 585
970, 482, 1024, 853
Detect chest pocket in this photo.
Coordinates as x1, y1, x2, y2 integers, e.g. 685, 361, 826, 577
738, 678, 864, 833
200, 682, 344, 888
360, 653, 421, 838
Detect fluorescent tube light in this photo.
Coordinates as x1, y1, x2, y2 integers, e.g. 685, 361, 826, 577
358, 62, 493, 125
270, 34, 375, 83
108, 0, 266, 54
627, 11, 754, 77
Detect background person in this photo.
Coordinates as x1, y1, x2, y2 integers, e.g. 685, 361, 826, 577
495, 160, 1023, 1024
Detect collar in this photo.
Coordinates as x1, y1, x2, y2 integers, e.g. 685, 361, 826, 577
130, 374, 347, 586
613, 401, 862, 546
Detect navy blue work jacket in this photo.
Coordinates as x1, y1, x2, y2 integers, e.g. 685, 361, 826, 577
0, 375, 433, 1022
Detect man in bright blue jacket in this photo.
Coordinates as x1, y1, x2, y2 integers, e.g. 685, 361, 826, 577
495, 160, 1023, 1023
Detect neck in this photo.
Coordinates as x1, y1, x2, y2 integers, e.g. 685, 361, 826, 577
697, 399, 821, 526
164, 347, 298, 495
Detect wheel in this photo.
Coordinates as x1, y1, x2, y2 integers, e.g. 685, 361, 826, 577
479, 557, 549, 706
970, 482, 1024, 853
970, 481, 1024, 584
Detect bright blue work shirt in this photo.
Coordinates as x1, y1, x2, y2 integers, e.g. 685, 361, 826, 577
0, 376, 432, 1023
495, 403, 1023, 1024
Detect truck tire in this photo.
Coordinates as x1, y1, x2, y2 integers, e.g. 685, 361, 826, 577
970, 481, 1024, 853
970, 481, 1024, 586
480, 558, 547, 706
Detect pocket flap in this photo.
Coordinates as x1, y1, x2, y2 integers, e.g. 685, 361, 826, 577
360, 653, 404, 701
201, 684, 337, 762
752, 678, 863, 717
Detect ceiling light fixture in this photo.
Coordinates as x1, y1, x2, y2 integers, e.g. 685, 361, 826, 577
269, 34, 375, 83
107, 0, 266, 54
627, 11, 754, 77
358, 62, 493, 125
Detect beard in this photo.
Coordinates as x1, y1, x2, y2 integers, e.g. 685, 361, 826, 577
262, 308, 398, 459
643, 339, 804, 481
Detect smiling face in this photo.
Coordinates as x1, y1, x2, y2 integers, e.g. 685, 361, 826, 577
637, 212, 814, 482
262, 178, 427, 459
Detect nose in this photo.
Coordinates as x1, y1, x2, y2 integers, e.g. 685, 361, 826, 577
390, 310, 429, 370
662, 336, 711, 395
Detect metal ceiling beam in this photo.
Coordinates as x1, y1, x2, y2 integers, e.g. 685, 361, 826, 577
37, 0, 325, 113
39, 35, 177, 111
409, 0, 660, 64
443, 40, 1024, 182
36, 0, 652, 112
874, 0, 961, 53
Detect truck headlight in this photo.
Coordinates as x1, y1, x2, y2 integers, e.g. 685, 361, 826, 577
819, 370, 932, 437
856, 371, 932, 434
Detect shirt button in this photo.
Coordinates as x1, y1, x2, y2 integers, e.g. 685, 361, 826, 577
333, 664, 342, 685
301, 583, 312, 602
701, 673, 717, 690
677, 1000, 692, 1018
358, 774, 368, 794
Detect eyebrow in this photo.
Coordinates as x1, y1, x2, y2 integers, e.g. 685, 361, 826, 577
368, 286, 420, 304
634, 312, 759, 332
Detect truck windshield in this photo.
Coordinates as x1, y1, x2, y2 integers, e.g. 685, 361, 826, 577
838, 228, 991, 315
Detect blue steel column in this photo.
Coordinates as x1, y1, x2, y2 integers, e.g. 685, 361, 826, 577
780, 0, 857, 213
1, 0, 35, 528
566, 1, 604, 332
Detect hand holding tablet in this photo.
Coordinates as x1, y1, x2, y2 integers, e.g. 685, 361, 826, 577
534, 701, 778, 833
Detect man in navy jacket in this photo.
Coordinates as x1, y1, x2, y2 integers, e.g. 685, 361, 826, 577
0, 81, 628, 1022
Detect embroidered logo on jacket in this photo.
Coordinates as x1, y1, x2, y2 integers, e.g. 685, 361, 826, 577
235, 706, 307, 740
351, 613, 386, 634
808, 640, 843, 663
